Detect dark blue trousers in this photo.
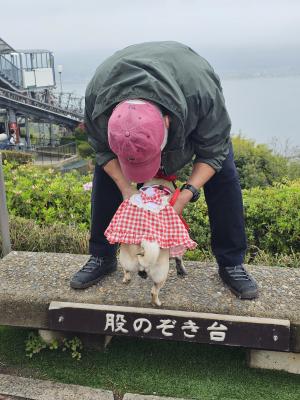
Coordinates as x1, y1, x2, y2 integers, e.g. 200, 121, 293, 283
89, 145, 247, 268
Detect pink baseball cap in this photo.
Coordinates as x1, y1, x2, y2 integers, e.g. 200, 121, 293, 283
108, 99, 165, 182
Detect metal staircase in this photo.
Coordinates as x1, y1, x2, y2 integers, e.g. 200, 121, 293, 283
0, 87, 83, 127
0, 38, 83, 129
0, 38, 22, 91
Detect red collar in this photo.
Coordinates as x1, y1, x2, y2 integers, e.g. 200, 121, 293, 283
154, 170, 177, 182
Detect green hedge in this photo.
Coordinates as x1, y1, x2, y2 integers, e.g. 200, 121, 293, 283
2, 216, 299, 267
233, 136, 290, 189
77, 142, 94, 159
3, 162, 91, 230
183, 180, 300, 255
59, 136, 75, 145
0, 150, 33, 165
2, 162, 300, 256
177, 136, 300, 189
243, 181, 300, 253
0, 216, 89, 258
74, 126, 87, 142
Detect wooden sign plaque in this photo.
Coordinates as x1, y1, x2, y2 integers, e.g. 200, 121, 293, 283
48, 302, 290, 351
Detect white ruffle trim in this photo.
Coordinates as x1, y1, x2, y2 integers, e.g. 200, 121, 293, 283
129, 187, 169, 213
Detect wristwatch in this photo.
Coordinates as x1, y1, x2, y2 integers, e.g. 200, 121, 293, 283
180, 183, 200, 203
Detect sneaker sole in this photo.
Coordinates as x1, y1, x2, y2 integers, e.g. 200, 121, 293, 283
223, 281, 258, 300
70, 267, 117, 290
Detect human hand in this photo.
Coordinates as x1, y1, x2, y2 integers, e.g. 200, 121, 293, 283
103, 159, 135, 200
172, 190, 193, 215
122, 185, 138, 200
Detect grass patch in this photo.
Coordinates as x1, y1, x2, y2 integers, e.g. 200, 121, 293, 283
0, 326, 299, 399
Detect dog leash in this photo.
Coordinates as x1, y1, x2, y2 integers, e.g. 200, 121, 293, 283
169, 188, 190, 231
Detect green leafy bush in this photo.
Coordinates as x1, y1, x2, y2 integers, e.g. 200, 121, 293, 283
3, 162, 92, 230
243, 180, 300, 254
59, 135, 75, 145
2, 162, 299, 260
287, 159, 300, 180
67, 125, 95, 160
176, 136, 300, 189
0, 216, 89, 258
25, 331, 83, 360
232, 136, 289, 189
183, 179, 300, 255
182, 197, 211, 250
78, 142, 94, 159
0, 150, 33, 165
74, 126, 87, 142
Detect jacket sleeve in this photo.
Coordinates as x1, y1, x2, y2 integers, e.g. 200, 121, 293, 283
84, 107, 117, 168
191, 83, 231, 172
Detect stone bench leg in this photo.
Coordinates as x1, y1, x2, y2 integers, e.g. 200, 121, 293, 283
38, 329, 112, 351
248, 350, 300, 374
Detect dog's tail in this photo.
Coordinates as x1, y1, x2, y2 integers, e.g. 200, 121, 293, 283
137, 240, 160, 267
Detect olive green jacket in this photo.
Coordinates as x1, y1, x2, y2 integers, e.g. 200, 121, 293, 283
85, 41, 231, 174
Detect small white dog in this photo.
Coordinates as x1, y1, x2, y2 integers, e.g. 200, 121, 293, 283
105, 178, 196, 306
120, 240, 171, 306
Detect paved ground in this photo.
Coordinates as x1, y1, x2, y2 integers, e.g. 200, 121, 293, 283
0, 374, 189, 400
0, 251, 299, 327
0, 373, 113, 400
124, 395, 187, 400
0, 395, 30, 400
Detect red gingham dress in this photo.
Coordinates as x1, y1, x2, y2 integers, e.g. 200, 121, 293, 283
104, 187, 197, 257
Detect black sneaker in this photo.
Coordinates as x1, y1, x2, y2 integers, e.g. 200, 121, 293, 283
219, 264, 258, 300
70, 255, 117, 289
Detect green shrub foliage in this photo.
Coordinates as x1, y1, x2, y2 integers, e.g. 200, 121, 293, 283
0, 216, 89, 258
2, 162, 300, 257
59, 135, 75, 145
243, 181, 300, 253
3, 162, 91, 230
0, 150, 33, 165
232, 136, 289, 189
78, 142, 94, 159
183, 180, 300, 255
74, 126, 87, 142
176, 136, 300, 189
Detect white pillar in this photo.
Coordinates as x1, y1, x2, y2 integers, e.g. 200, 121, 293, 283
0, 153, 11, 256
25, 116, 31, 148
249, 350, 300, 375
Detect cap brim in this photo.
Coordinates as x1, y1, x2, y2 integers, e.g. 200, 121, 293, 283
119, 153, 161, 183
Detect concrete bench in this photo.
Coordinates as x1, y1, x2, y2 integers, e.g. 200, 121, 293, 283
0, 251, 299, 374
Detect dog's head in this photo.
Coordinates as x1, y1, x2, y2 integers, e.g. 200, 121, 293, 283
143, 178, 176, 194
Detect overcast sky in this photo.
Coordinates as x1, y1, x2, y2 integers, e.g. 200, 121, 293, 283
1, 0, 300, 144
2, 0, 300, 78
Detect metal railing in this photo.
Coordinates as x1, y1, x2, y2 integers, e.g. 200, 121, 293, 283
30, 136, 61, 148
0, 54, 22, 88
32, 142, 77, 164
0, 87, 83, 121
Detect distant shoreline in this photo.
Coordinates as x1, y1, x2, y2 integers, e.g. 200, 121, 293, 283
61, 75, 300, 147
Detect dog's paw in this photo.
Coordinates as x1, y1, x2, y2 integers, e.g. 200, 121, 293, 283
151, 297, 162, 307
122, 273, 131, 284
152, 300, 162, 307
177, 268, 188, 277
